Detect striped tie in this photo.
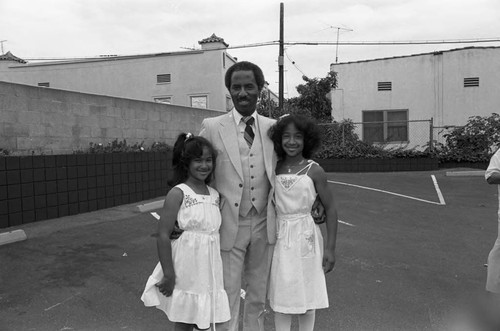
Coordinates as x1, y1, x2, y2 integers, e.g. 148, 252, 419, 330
242, 116, 255, 147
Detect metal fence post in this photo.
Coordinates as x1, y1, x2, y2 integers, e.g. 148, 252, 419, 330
429, 117, 434, 152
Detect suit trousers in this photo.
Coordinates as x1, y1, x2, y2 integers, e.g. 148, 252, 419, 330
218, 210, 274, 331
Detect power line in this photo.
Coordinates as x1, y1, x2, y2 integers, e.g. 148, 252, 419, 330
22, 37, 500, 62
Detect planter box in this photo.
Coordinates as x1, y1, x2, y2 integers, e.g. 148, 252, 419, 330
0, 151, 172, 229
316, 157, 439, 173
438, 161, 488, 170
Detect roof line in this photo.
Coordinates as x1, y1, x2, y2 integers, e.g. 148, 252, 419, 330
331, 45, 500, 65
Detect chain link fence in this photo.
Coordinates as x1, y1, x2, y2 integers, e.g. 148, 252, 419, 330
318, 119, 433, 151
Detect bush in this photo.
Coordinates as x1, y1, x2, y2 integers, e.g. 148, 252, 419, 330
315, 119, 430, 159
78, 139, 171, 154
431, 113, 500, 163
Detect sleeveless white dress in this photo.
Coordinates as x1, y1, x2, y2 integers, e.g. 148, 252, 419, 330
141, 184, 230, 329
269, 161, 329, 314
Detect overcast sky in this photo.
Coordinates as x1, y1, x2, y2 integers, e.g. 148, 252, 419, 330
2, 0, 500, 98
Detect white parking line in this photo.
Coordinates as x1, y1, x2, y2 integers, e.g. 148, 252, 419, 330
328, 176, 446, 206
431, 175, 446, 205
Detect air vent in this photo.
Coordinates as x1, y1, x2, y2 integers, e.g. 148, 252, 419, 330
38, 82, 50, 87
464, 77, 479, 87
377, 81, 392, 91
157, 74, 171, 84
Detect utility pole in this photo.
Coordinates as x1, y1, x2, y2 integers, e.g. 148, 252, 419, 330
278, 2, 284, 112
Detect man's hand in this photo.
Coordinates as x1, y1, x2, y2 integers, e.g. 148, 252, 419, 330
322, 249, 336, 273
169, 221, 184, 240
155, 273, 175, 297
312, 197, 326, 224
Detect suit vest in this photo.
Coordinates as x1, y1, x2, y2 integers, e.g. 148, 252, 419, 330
237, 122, 270, 217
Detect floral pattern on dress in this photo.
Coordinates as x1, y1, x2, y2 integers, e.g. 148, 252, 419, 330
279, 175, 297, 190
184, 194, 200, 208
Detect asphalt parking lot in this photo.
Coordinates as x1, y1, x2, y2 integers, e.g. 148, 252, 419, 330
1, 169, 499, 331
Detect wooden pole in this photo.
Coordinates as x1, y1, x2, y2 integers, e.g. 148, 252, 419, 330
279, 2, 284, 112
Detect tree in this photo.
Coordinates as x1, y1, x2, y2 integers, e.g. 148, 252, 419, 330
287, 71, 338, 123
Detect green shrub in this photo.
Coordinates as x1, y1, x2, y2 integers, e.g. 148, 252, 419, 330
431, 113, 500, 163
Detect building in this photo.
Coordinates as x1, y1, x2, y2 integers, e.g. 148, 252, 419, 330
0, 34, 239, 112
330, 46, 500, 147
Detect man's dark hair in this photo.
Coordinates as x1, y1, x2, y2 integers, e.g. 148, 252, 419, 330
224, 61, 265, 92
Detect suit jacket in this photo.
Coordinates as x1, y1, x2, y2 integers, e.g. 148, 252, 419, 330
200, 112, 277, 250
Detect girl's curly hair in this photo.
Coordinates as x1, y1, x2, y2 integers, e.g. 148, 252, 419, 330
268, 114, 321, 160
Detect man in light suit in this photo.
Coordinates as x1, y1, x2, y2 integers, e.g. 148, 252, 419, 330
200, 61, 276, 331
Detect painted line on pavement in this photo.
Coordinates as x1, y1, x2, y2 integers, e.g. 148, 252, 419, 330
338, 219, 355, 227
328, 178, 445, 206
431, 175, 446, 205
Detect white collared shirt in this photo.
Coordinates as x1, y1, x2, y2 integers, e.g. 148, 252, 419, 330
232, 108, 257, 134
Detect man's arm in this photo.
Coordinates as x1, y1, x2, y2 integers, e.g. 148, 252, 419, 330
487, 172, 500, 185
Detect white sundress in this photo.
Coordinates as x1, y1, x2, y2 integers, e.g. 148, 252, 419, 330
269, 161, 329, 314
141, 184, 230, 329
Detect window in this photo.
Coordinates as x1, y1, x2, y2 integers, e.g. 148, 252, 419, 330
154, 96, 172, 104
156, 74, 171, 84
362, 110, 408, 143
38, 82, 50, 87
377, 81, 392, 91
464, 77, 479, 87
190, 96, 207, 109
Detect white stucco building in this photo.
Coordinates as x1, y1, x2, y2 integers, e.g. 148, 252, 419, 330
0, 34, 241, 112
330, 46, 500, 147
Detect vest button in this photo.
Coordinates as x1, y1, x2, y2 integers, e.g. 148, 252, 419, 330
250, 154, 254, 157
251, 176, 254, 179
251, 187, 254, 190
239, 183, 243, 188
235, 203, 239, 207
252, 198, 255, 201
250, 165, 254, 168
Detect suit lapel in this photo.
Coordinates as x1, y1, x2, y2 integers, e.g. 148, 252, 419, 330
219, 114, 244, 180
256, 115, 276, 185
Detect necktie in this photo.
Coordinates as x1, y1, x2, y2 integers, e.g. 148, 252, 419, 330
242, 116, 255, 147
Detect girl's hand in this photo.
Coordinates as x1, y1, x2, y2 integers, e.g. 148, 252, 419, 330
322, 249, 336, 273
155, 273, 175, 297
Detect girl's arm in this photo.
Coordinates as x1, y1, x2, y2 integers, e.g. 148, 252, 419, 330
309, 164, 338, 273
156, 187, 183, 296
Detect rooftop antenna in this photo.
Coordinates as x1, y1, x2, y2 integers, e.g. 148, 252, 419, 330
0, 40, 7, 54
319, 25, 353, 63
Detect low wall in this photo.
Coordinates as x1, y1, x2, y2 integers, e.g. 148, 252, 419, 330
0, 152, 172, 229
0, 81, 221, 154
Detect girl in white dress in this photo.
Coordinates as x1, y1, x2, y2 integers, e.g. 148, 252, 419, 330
268, 115, 339, 331
141, 133, 230, 331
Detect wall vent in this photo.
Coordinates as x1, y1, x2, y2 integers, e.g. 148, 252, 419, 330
156, 74, 171, 84
464, 77, 479, 87
377, 81, 392, 91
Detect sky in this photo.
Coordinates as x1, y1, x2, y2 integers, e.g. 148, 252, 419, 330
1, 0, 500, 98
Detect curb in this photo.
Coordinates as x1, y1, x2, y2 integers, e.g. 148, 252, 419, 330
0, 229, 27, 246
445, 170, 485, 177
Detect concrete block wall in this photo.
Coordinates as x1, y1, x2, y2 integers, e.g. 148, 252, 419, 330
0, 81, 222, 154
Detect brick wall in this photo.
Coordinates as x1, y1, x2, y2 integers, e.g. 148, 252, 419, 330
0, 81, 221, 154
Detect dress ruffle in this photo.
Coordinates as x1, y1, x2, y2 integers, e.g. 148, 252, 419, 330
141, 263, 230, 329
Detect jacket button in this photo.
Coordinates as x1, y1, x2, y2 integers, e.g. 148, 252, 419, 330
235, 203, 239, 207
251, 187, 254, 190
252, 198, 255, 201
239, 184, 243, 188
